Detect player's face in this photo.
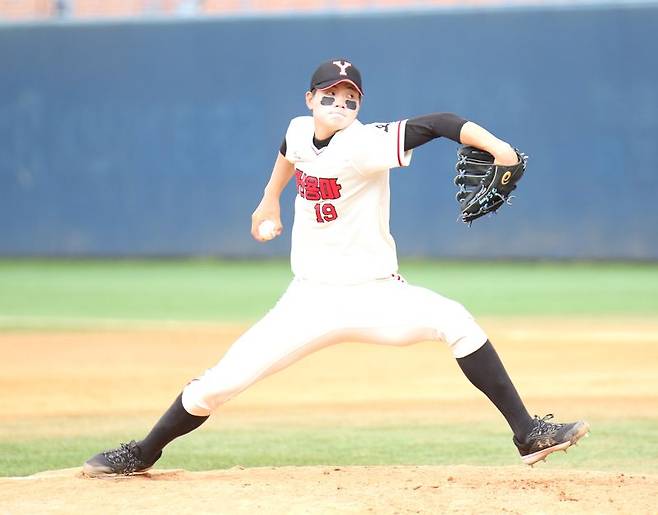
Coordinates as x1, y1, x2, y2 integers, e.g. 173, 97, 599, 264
306, 82, 361, 137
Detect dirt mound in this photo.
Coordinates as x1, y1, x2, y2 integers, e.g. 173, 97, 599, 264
2, 465, 656, 514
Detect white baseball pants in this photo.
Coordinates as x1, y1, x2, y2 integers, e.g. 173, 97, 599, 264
182, 276, 487, 416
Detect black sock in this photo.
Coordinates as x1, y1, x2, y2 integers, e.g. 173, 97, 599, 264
456, 340, 533, 440
137, 393, 209, 462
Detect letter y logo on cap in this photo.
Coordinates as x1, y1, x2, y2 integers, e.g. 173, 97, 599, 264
332, 60, 352, 76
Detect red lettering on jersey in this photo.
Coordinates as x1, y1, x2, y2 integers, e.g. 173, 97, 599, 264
304, 176, 321, 201
319, 178, 342, 200
295, 169, 343, 203
295, 169, 305, 198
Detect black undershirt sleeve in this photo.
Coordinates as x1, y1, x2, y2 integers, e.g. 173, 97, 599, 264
404, 112, 468, 151
281, 113, 465, 155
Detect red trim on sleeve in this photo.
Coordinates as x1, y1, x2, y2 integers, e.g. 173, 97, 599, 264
396, 121, 403, 167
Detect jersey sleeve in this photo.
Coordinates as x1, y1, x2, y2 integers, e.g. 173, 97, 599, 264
281, 126, 294, 164
350, 120, 413, 175
281, 116, 314, 164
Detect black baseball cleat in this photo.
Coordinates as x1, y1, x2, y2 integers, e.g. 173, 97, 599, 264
514, 414, 590, 466
83, 440, 162, 476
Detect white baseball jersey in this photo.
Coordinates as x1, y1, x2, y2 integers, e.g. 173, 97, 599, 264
181, 116, 488, 417
282, 116, 412, 285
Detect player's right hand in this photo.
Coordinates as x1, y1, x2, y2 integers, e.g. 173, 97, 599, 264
251, 197, 283, 242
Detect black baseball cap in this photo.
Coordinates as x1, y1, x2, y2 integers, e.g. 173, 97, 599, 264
309, 59, 364, 96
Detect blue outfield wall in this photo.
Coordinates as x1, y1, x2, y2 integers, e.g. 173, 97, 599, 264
1, 3, 657, 259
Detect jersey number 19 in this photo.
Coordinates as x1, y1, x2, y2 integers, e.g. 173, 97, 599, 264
314, 203, 338, 223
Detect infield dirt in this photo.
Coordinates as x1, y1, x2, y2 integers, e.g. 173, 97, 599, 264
1, 317, 657, 514
4, 465, 658, 514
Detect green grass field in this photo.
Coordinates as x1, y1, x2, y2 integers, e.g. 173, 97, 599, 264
1, 259, 657, 327
1, 419, 656, 477
1, 259, 657, 477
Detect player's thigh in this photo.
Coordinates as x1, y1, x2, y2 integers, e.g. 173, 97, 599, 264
209, 280, 325, 375
348, 278, 487, 357
193, 280, 342, 395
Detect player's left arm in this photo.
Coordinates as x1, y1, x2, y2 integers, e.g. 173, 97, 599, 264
459, 122, 518, 166
405, 113, 518, 166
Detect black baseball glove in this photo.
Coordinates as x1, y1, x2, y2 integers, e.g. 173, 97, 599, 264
454, 145, 528, 224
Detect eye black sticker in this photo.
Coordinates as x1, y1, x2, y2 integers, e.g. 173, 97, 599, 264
320, 96, 358, 110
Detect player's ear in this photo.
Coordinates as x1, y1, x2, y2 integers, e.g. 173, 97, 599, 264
305, 90, 314, 111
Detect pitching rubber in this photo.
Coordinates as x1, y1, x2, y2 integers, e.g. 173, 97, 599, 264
522, 421, 591, 466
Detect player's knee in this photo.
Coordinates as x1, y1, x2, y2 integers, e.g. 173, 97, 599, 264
436, 300, 488, 358
449, 332, 488, 359
182, 375, 250, 416
181, 383, 212, 416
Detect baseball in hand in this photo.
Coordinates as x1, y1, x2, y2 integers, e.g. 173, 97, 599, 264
258, 220, 277, 240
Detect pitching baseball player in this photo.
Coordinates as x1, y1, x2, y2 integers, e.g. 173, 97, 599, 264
84, 58, 589, 476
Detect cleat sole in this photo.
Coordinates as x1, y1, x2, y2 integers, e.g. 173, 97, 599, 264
521, 421, 590, 466
82, 462, 154, 477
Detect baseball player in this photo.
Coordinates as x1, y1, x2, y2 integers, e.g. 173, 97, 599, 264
84, 58, 589, 476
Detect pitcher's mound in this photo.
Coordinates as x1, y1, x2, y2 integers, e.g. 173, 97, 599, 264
3, 465, 656, 514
